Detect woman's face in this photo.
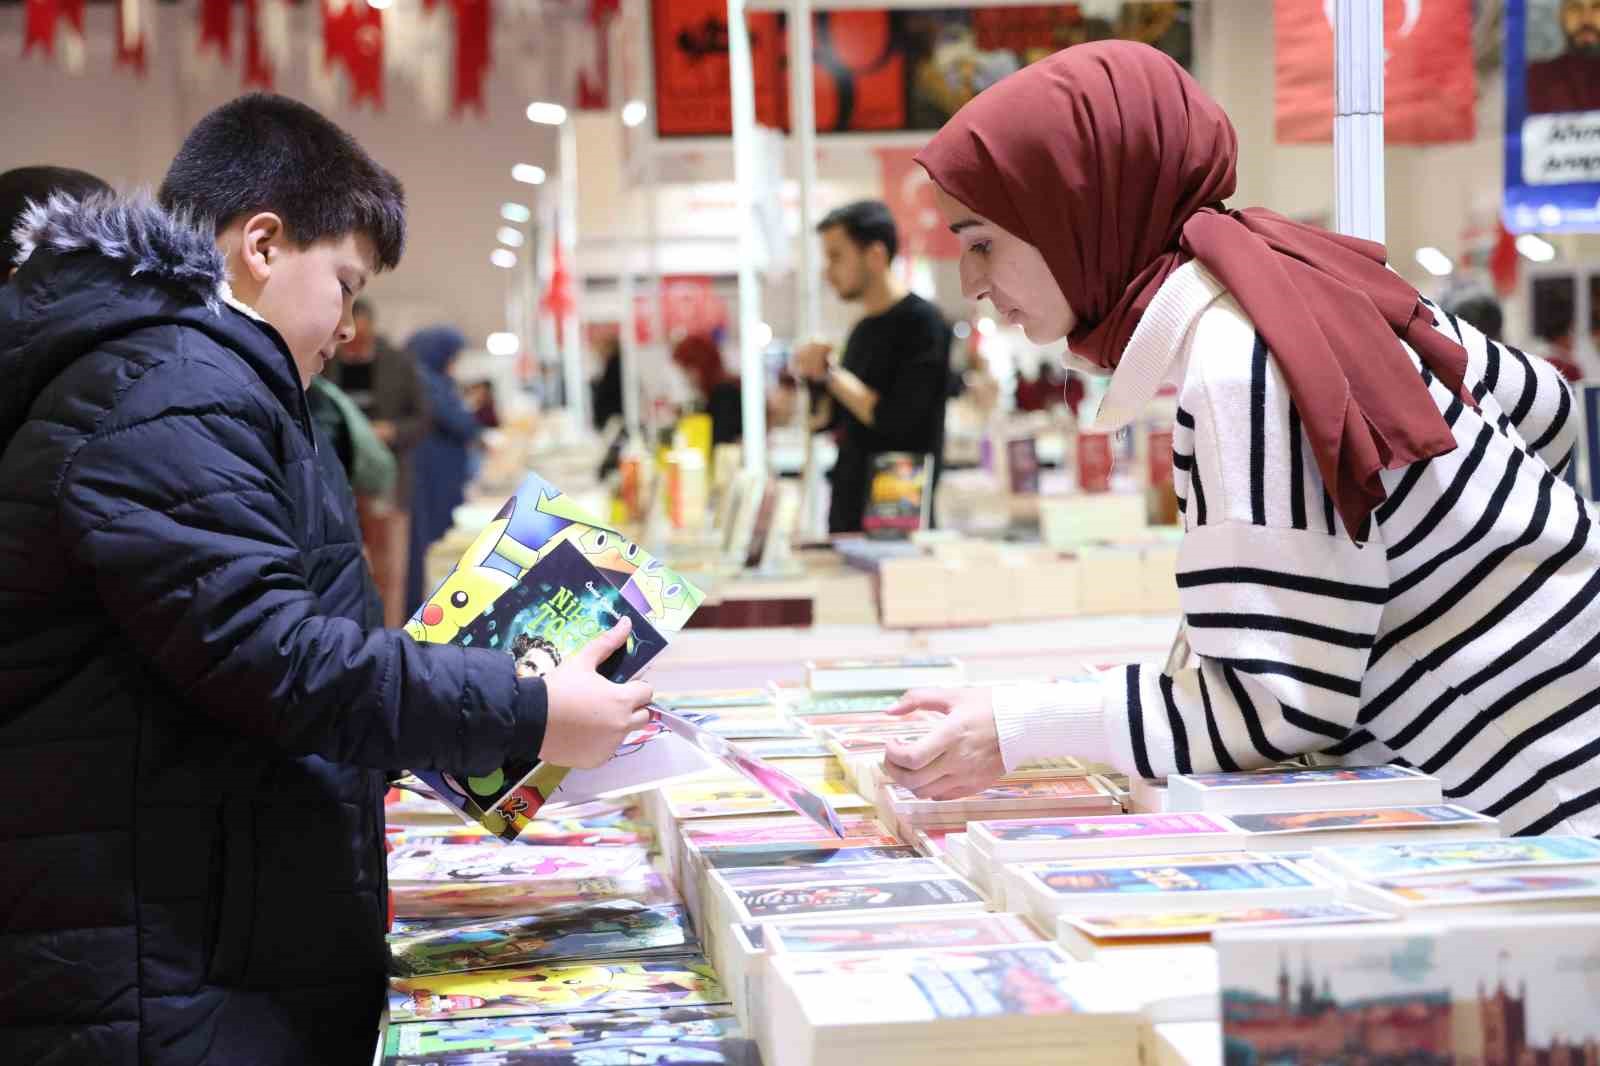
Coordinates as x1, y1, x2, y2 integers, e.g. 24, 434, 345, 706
935, 185, 1076, 345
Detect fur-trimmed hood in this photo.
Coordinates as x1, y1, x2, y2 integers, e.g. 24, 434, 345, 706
11, 190, 228, 311
0, 192, 308, 452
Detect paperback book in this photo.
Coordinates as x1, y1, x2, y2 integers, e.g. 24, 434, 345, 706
1310, 834, 1600, 883
381, 1005, 748, 1064
1056, 901, 1395, 960
1166, 764, 1442, 815
1351, 870, 1600, 915
764, 913, 1041, 955
968, 812, 1243, 865
1015, 858, 1332, 924
387, 900, 694, 977
724, 876, 987, 922
1230, 804, 1500, 850
389, 958, 729, 1023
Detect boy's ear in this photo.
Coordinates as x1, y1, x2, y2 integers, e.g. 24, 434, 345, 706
236, 211, 286, 285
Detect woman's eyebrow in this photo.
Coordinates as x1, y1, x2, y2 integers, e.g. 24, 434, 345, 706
949, 219, 984, 234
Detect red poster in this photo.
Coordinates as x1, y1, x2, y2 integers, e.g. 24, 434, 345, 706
1275, 0, 1475, 144
877, 147, 960, 261
652, 0, 781, 136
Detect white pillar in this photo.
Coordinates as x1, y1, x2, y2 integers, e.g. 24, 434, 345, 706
559, 118, 589, 430
788, 0, 823, 536
620, 265, 642, 439
728, 0, 767, 474
1333, 0, 1385, 243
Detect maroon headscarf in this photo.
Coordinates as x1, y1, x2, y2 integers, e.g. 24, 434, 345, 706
915, 42, 1472, 537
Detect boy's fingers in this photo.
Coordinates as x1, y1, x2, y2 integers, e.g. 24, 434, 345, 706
577, 617, 632, 668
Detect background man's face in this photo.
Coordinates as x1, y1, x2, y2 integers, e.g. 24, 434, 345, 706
342, 312, 378, 363
820, 226, 872, 302
1563, 0, 1600, 53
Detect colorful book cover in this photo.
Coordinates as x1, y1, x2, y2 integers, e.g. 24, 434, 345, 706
388, 844, 654, 884
382, 1005, 745, 1062
393, 872, 679, 922
389, 959, 728, 1023
1219, 919, 1600, 1063
680, 816, 888, 850
772, 945, 1129, 1024
767, 914, 1040, 954
404, 473, 704, 841
1316, 836, 1600, 882
649, 706, 844, 837
1032, 851, 1252, 871
979, 812, 1233, 843
1067, 902, 1394, 940
734, 739, 834, 759
888, 777, 1108, 804
388, 902, 694, 978
655, 689, 774, 710
1034, 860, 1316, 897
809, 654, 959, 672
719, 858, 950, 889
732, 877, 983, 919
783, 693, 904, 716
664, 779, 866, 821
1228, 804, 1490, 835
701, 843, 918, 871
1367, 871, 1600, 907
1181, 765, 1425, 788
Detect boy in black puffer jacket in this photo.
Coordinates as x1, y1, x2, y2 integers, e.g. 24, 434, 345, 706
0, 95, 652, 1066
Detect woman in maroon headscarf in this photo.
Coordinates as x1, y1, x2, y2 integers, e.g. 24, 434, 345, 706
883, 43, 1598, 837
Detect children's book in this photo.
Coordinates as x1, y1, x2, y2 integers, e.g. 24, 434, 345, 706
1057, 902, 1394, 959
392, 870, 679, 922
805, 654, 963, 693
388, 958, 729, 1023
649, 706, 845, 837
860, 452, 934, 541
1310, 834, 1600, 883
1166, 764, 1442, 815
387, 844, 654, 884
700, 843, 918, 871
764, 913, 1041, 955
387, 901, 694, 977
969, 812, 1243, 864
679, 816, 890, 851
381, 1005, 751, 1064
727, 877, 986, 921
1017, 858, 1331, 922
407, 498, 707, 840
717, 858, 951, 890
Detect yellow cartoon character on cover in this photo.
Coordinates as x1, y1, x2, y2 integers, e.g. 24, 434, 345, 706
406, 475, 701, 644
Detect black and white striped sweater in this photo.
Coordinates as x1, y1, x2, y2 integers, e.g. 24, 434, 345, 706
992, 261, 1598, 836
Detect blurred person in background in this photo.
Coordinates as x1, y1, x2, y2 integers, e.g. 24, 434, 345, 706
791, 200, 952, 534
407, 326, 484, 611
672, 332, 743, 445
592, 332, 625, 432
327, 298, 430, 625
1, 166, 111, 284
1527, 0, 1600, 114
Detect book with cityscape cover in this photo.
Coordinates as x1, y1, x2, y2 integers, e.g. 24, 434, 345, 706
1218, 915, 1600, 1066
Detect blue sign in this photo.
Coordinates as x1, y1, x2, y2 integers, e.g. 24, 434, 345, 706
1504, 0, 1600, 233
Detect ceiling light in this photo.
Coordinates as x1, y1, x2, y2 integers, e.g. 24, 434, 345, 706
486, 332, 520, 356
512, 164, 547, 186
621, 100, 649, 128
500, 202, 531, 224
1516, 234, 1556, 263
526, 102, 568, 126
497, 226, 525, 248
1414, 246, 1453, 278
490, 248, 517, 269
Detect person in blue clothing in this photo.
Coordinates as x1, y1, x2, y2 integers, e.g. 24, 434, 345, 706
0, 94, 652, 1066
406, 325, 485, 611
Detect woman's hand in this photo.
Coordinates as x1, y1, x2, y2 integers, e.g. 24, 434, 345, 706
538, 618, 653, 769
880, 687, 1006, 800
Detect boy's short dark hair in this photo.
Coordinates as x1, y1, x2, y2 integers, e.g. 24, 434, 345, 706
159, 93, 406, 272
818, 199, 899, 262
1, 166, 111, 278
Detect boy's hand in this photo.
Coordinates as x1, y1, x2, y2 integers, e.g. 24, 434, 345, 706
538, 618, 653, 769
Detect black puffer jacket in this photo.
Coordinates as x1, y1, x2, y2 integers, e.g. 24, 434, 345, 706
0, 195, 547, 1066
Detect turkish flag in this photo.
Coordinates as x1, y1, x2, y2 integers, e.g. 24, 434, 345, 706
1275, 0, 1475, 144
878, 147, 960, 261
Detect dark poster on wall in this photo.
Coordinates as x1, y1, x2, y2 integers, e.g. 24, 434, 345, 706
650, 0, 1192, 138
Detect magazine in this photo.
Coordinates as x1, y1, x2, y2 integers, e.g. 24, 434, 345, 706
389, 959, 728, 1022
381, 1005, 750, 1064
387, 901, 694, 977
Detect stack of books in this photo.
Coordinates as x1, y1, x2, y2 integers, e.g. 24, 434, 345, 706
878, 774, 1121, 840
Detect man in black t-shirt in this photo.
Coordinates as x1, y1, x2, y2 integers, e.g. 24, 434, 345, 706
791, 200, 952, 534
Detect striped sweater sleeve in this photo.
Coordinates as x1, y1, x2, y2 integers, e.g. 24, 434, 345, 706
1425, 299, 1577, 477
993, 316, 1390, 777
